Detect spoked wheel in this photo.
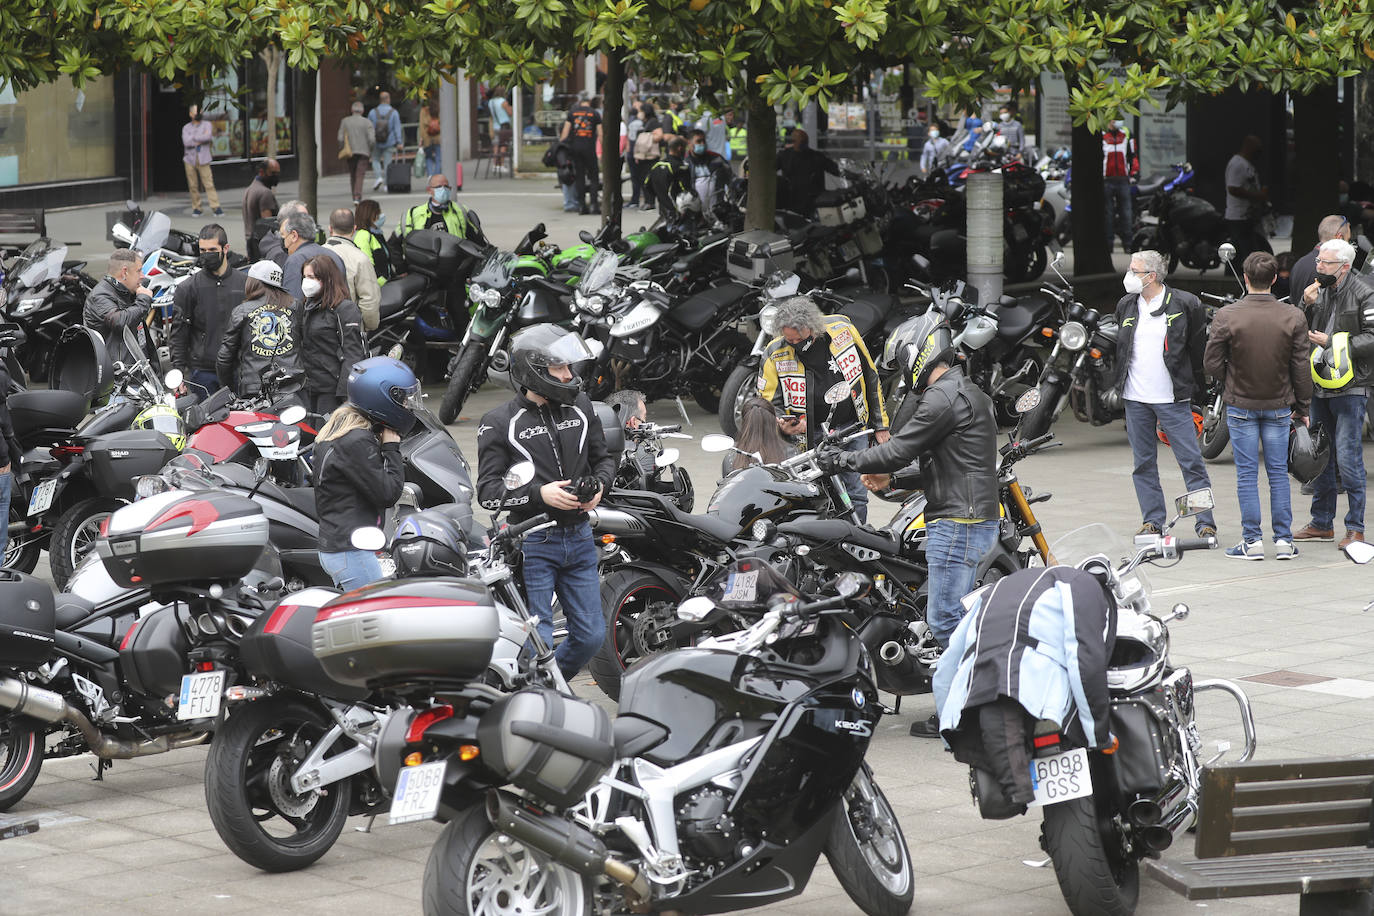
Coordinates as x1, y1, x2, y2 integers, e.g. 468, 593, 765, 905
1041, 791, 1140, 916
0, 714, 44, 811
587, 568, 687, 702
825, 765, 914, 916
423, 804, 590, 916
4, 501, 40, 573
204, 696, 351, 872
439, 342, 489, 424
50, 497, 122, 589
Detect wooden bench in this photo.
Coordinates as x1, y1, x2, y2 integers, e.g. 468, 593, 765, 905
1148, 757, 1374, 915
0, 208, 45, 238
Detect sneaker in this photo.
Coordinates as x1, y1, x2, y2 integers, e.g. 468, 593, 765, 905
1339, 530, 1366, 550
212, 208, 224, 216
1137, 522, 1162, 536
191, 209, 203, 217
1275, 539, 1298, 560
373, 179, 384, 190
909, 714, 941, 739
1293, 524, 1335, 542
1225, 540, 1263, 561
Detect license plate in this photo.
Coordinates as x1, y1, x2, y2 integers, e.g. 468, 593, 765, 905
389, 761, 446, 825
1027, 747, 1092, 807
176, 670, 226, 721
27, 479, 56, 517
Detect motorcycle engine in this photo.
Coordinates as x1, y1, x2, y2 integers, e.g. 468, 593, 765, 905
678, 787, 743, 866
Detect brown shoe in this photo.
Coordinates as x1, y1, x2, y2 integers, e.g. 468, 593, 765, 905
1339, 530, 1366, 549
1137, 522, 1162, 536
1293, 524, 1336, 542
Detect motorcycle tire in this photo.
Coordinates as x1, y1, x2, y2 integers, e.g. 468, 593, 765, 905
50, 497, 123, 590
439, 342, 488, 425
717, 363, 757, 437
422, 802, 590, 916
5, 501, 40, 574
824, 766, 914, 916
1040, 793, 1140, 916
0, 716, 43, 811
1004, 244, 1048, 283
203, 695, 351, 873
691, 330, 752, 414
1199, 407, 1230, 460
587, 567, 688, 702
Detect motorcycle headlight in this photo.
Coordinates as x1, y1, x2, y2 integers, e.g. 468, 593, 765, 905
759, 304, 780, 336
470, 286, 501, 308
1059, 321, 1088, 352
12, 298, 41, 317
574, 290, 608, 316
134, 475, 171, 500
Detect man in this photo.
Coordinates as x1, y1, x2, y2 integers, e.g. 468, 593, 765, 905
699, 109, 728, 159
324, 208, 381, 332
726, 110, 747, 171
606, 387, 647, 431
278, 210, 344, 301
960, 111, 984, 153
84, 249, 153, 366
182, 104, 222, 217
368, 92, 403, 191
241, 158, 280, 259
560, 93, 602, 215
757, 297, 889, 523
257, 198, 307, 268
686, 129, 730, 215
170, 224, 246, 402
920, 125, 950, 176
338, 101, 376, 205
776, 129, 838, 217
1203, 251, 1311, 560
1294, 238, 1374, 548
398, 174, 484, 243
1288, 214, 1350, 310
1103, 117, 1139, 254
993, 102, 1024, 156
1113, 250, 1218, 539
646, 138, 692, 217
476, 324, 615, 681
814, 311, 998, 738
1225, 134, 1272, 261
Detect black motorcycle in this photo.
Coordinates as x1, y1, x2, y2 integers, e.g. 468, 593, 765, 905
1132, 162, 1228, 273
2, 237, 95, 382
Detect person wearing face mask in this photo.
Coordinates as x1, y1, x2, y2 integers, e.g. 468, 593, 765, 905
1102, 117, 1139, 254
686, 128, 730, 214
182, 103, 222, 218
278, 209, 344, 301
353, 199, 393, 283
1293, 238, 1374, 548
84, 248, 154, 367
242, 158, 280, 260
920, 125, 950, 176
1287, 214, 1349, 317
756, 296, 889, 523
1111, 249, 1217, 540
300, 255, 367, 416
994, 102, 1024, 155
169, 224, 247, 401
776, 128, 839, 217
646, 138, 692, 218
397, 174, 484, 245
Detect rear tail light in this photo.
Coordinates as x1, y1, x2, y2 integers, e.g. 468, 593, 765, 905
98, 517, 111, 537
50, 445, 83, 460
1032, 720, 1063, 757
405, 705, 454, 744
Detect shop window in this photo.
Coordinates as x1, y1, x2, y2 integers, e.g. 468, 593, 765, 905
0, 78, 116, 186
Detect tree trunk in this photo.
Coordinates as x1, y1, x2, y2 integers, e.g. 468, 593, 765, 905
1291, 85, 1339, 251
600, 51, 625, 226
745, 89, 777, 231
260, 46, 281, 159
294, 68, 318, 220
1069, 93, 1111, 276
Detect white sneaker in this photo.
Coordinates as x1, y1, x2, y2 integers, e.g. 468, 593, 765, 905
372, 179, 384, 190
1275, 539, 1299, 560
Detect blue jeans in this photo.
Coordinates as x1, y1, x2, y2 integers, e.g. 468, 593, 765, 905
320, 550, 385, 592
186, 368, 220, 404
423, 145, 442, 177
371, 145, 396, 184
926, 518, 1000, 648
1310, 393, 1367, 533
521, 521, 604, 680
1104, 177, 1133, 251
1124, 399, 1217, 532
839, 437, 870, 524
1227, 406, 1293, 542
561, 182, 578, 211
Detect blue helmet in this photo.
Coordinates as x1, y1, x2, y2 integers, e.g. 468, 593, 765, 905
347, 356, 421, 434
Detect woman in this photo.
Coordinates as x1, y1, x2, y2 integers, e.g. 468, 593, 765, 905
419, 99, 442, 177
217, 260, 302, 398
632, 102, 663, 211
487, 87, 513, 174
353, 199, 392, 283
313, 356, 418, 591
725, 396, 796, 475
301, 254, 367, 416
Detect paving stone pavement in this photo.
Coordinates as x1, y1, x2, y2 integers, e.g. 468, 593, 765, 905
0, 176, 1350, 914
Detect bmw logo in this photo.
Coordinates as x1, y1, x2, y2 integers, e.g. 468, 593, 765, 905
851, 687, 865, 708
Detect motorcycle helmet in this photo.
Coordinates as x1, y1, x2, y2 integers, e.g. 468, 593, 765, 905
134, 403, 187, 450
508, 324, 594, 405
347, 356, 421, 435
884, 310, 954, 394
391, 506, 470, 578
1311, 331, 1355, 390
1288, 421, 1331, 485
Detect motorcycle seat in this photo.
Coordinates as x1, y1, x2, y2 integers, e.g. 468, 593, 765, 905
378, 273, 428, 319
277, 485, 317, 518
613, 714, 668, 757
835, 296, 888, 340
9, 389, 89, 440
669, 282, 749, 332
640, 242, 680, 260
670, 504, 739, 544
778, 518, 897, 555
55, 593, 97, 630
1135, 175, 1168, 197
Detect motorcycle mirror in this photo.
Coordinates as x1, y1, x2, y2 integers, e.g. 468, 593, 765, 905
1160, 602, 1191, 624
700, 434, 735, 453
579, 230, 595, 244
1014, 388, 1042, 414
504, 461, 535, 490
677, 596, 717, 623
163, 368, 183, 391
655, 448, 680, 468
824, 382, 851, 405
386, 344, 405, 361
252, 457, 270, 481
351, 527, 387, 552
278, 404, 307, 426
1173, 488, 1215, 517
834, 572, 871, 599
1344, 541, 1374, 565
1051, 250, 1065, 267
111, 224, 136, 246
1217, 242, 1236, 263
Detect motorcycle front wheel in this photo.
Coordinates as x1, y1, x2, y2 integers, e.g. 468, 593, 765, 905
50, 497, 123, 590
690, 330, 752, 414
1199, 405, 1230, 460
1041, 793, 1140, 916
439, 342, 488, 425
422, 804, 590, 916
717, 363, 756, 437
825, 766, 914, 916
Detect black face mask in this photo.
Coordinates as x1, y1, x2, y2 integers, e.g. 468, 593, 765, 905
261, 174, 279, 187
198, 250, 225, 271
1316, 271, 1339, 289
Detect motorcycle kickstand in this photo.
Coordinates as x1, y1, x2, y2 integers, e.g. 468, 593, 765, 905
673, 396, 693, 426
355, 814, 378, 834
90, 758, 112, 781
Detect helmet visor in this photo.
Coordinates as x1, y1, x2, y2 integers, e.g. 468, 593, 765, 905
526, 332, 594, 370
390, 377, 422, 412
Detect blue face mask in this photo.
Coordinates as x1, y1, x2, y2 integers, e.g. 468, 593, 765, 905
375, 213, 387, 229
432, 186, 452, 206
692, 144, 705, 155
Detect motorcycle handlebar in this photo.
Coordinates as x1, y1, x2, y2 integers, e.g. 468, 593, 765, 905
1175, 536, 1217, 552
499, 513, 552, 542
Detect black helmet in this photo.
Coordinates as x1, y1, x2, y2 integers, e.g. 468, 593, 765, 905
391, 506, 470, 578
508, 324, 594, 405
883, 310, 953, 393
347, 356, 421, 434
1288, 422, 1331, 485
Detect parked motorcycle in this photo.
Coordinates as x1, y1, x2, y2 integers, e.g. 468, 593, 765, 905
1132, 162, 1228, 273
2, 237, 95, 382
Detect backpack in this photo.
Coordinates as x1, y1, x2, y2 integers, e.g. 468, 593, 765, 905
633, 130, 658, 162
373, 110, 390, 146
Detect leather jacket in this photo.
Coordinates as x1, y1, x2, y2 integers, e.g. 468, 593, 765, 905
842, 365, 999, 522
1308, 271, 1374, 393
1109, 285, 1208, 403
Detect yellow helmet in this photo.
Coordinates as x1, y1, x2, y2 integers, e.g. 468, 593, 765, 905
1311, 331, 1355, 390
134, 403, 187, 451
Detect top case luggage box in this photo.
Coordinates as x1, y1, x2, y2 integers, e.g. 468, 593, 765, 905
0, 570, 55, 666
814, 188, 867, 227
241, 588, 369, 701
404, 229, 465, 281
726, 230, 795, 283
96, 489, 270, 588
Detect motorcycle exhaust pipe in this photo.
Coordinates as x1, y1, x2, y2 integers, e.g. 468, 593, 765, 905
1126, 778, 1187, 827
878, 641, 906, 666
1140, 798, 1196, 853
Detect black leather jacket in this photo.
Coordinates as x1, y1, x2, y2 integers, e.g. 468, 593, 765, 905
314, 430, 404, 553
1309, 272, 1374, 392
170, 266, 247, 372
843, 365, 999, 521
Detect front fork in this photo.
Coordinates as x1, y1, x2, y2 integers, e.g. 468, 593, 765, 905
1005, 478, 1054, 564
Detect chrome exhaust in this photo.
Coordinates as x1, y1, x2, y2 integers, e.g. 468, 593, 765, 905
1139, 798, 1196, 853
1127, 778, 1187, 827
878, 641, 905, 666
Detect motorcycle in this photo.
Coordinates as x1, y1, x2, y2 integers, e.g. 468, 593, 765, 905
957, 493, 1256, 916
1132, 162, 1228, 273
2, 237, 95, 382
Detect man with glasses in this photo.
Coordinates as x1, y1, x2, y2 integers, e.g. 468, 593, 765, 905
1293, 239, 1374, 548
1289, 215, 1350, 312
1112, 250, 1217, 539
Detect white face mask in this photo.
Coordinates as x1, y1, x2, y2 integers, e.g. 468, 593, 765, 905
1123, 270, 1145, 295
928, 130, 940, 140
301, 277, 323, 299
999, 111, 1011, 122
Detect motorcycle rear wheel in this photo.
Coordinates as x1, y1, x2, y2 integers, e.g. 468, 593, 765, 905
717, 363, 756, 437
1199, 406, 1230, 460
588, 567, 688, 701
825, 766, 914, 916
439, 342, 488, 425
422, 804, 590, 916
50, 497, 122, 590
0, 715, 43, 811
5, 501, 40, 574
1041, 793, 1140, 916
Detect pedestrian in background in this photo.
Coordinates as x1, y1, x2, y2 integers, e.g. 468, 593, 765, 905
278, 209, 344, 301
777, 129, 838, 217
994, 101, 1024, 156
324, 208, 381, 332
1224, 134, 1272, 261
920, 124, 950, 176
632, 104, 663, 210
368, 92, 402, 191
338, 101, 375, 205
182, 104, 222, 217
488, 88, 513, 175
300, 254, 367, 416
560, 93, 602, 215
1203, 252, 1311, 560
1288, 214, 1350, 311
1103, 117, 1138, 254
626, 103, 645, 209
1112, 249, 1218, 539
241, 158, 280, 259
419, 98, 442, 178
